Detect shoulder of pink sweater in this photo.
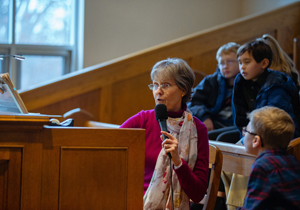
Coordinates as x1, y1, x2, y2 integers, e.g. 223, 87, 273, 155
193, 116, 207, 130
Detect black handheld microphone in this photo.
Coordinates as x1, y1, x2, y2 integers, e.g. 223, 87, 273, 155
155, 104, 172, 159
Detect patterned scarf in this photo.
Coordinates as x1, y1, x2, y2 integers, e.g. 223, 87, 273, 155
143, 110, 198, 210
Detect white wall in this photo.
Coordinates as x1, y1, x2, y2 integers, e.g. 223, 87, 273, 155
83, 0, 299, 68
83, 0, 242, 68
241, 0, 300, 17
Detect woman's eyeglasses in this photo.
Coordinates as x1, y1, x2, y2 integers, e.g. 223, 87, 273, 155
148, 83, 171, 91
242, 127, 264, 147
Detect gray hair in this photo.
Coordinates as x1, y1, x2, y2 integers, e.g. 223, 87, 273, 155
150, 58, 195, 105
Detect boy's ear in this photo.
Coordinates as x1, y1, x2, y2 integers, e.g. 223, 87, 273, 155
252, 135, 262, 148
261, 58, 269, 69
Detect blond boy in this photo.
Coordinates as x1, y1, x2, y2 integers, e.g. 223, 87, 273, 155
237, 106, 300, 210
188, 42, 240, 142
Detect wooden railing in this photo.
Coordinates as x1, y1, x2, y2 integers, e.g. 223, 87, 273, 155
19, 2, 300, 125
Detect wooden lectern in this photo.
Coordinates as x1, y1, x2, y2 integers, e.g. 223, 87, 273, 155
0, 115, 145, 210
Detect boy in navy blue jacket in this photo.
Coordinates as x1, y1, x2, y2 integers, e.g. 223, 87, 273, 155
233, 40, 300, 138
188, 42, 240, 142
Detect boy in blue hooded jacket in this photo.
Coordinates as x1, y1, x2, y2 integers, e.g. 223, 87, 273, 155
234, 40, 300, 139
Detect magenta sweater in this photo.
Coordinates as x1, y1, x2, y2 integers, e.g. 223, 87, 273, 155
120, 108, 209, 203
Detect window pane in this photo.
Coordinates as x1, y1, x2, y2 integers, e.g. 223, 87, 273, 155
0, 59, 7, 73
0, 0, 10, 43
15, 0, 74, 45
20, 55, 64, 89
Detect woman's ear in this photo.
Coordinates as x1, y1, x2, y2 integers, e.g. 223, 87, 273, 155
261, 58, 270, 69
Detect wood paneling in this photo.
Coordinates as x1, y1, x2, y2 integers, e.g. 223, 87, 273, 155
0, 115, 145, 210
112, 72, 154, 124
59, 147, 127, 210
0, 147, 22, 210
19, 2, 300, 124
0, 116, 46, 210
41, 127, 145, 210
31, 88, 101, 118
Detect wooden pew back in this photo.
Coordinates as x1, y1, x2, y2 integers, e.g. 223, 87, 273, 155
208, 141, 256, 176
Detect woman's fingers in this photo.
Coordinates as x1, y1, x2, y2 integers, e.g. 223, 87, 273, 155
161, 132, 182, 166
161, 132, 178, 153
161, 131, 175, 140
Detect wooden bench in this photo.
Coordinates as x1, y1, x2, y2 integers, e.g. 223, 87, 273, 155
208, 138, 300, 209
208, 141, 256, 176
209, 137, 300, 176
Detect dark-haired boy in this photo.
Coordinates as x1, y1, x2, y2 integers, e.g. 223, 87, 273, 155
233, 40, 300, 138
237, 106, 300, 209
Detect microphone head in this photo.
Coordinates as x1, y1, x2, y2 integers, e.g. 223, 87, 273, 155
154, 104, 168, 121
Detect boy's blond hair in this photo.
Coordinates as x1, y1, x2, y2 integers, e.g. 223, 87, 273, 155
216, 42, 240, 60
248, 106, 295, 149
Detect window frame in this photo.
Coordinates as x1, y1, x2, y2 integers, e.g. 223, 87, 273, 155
0, 0, 83, 90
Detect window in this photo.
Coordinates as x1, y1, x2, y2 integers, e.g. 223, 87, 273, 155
0, 0, 83, 90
